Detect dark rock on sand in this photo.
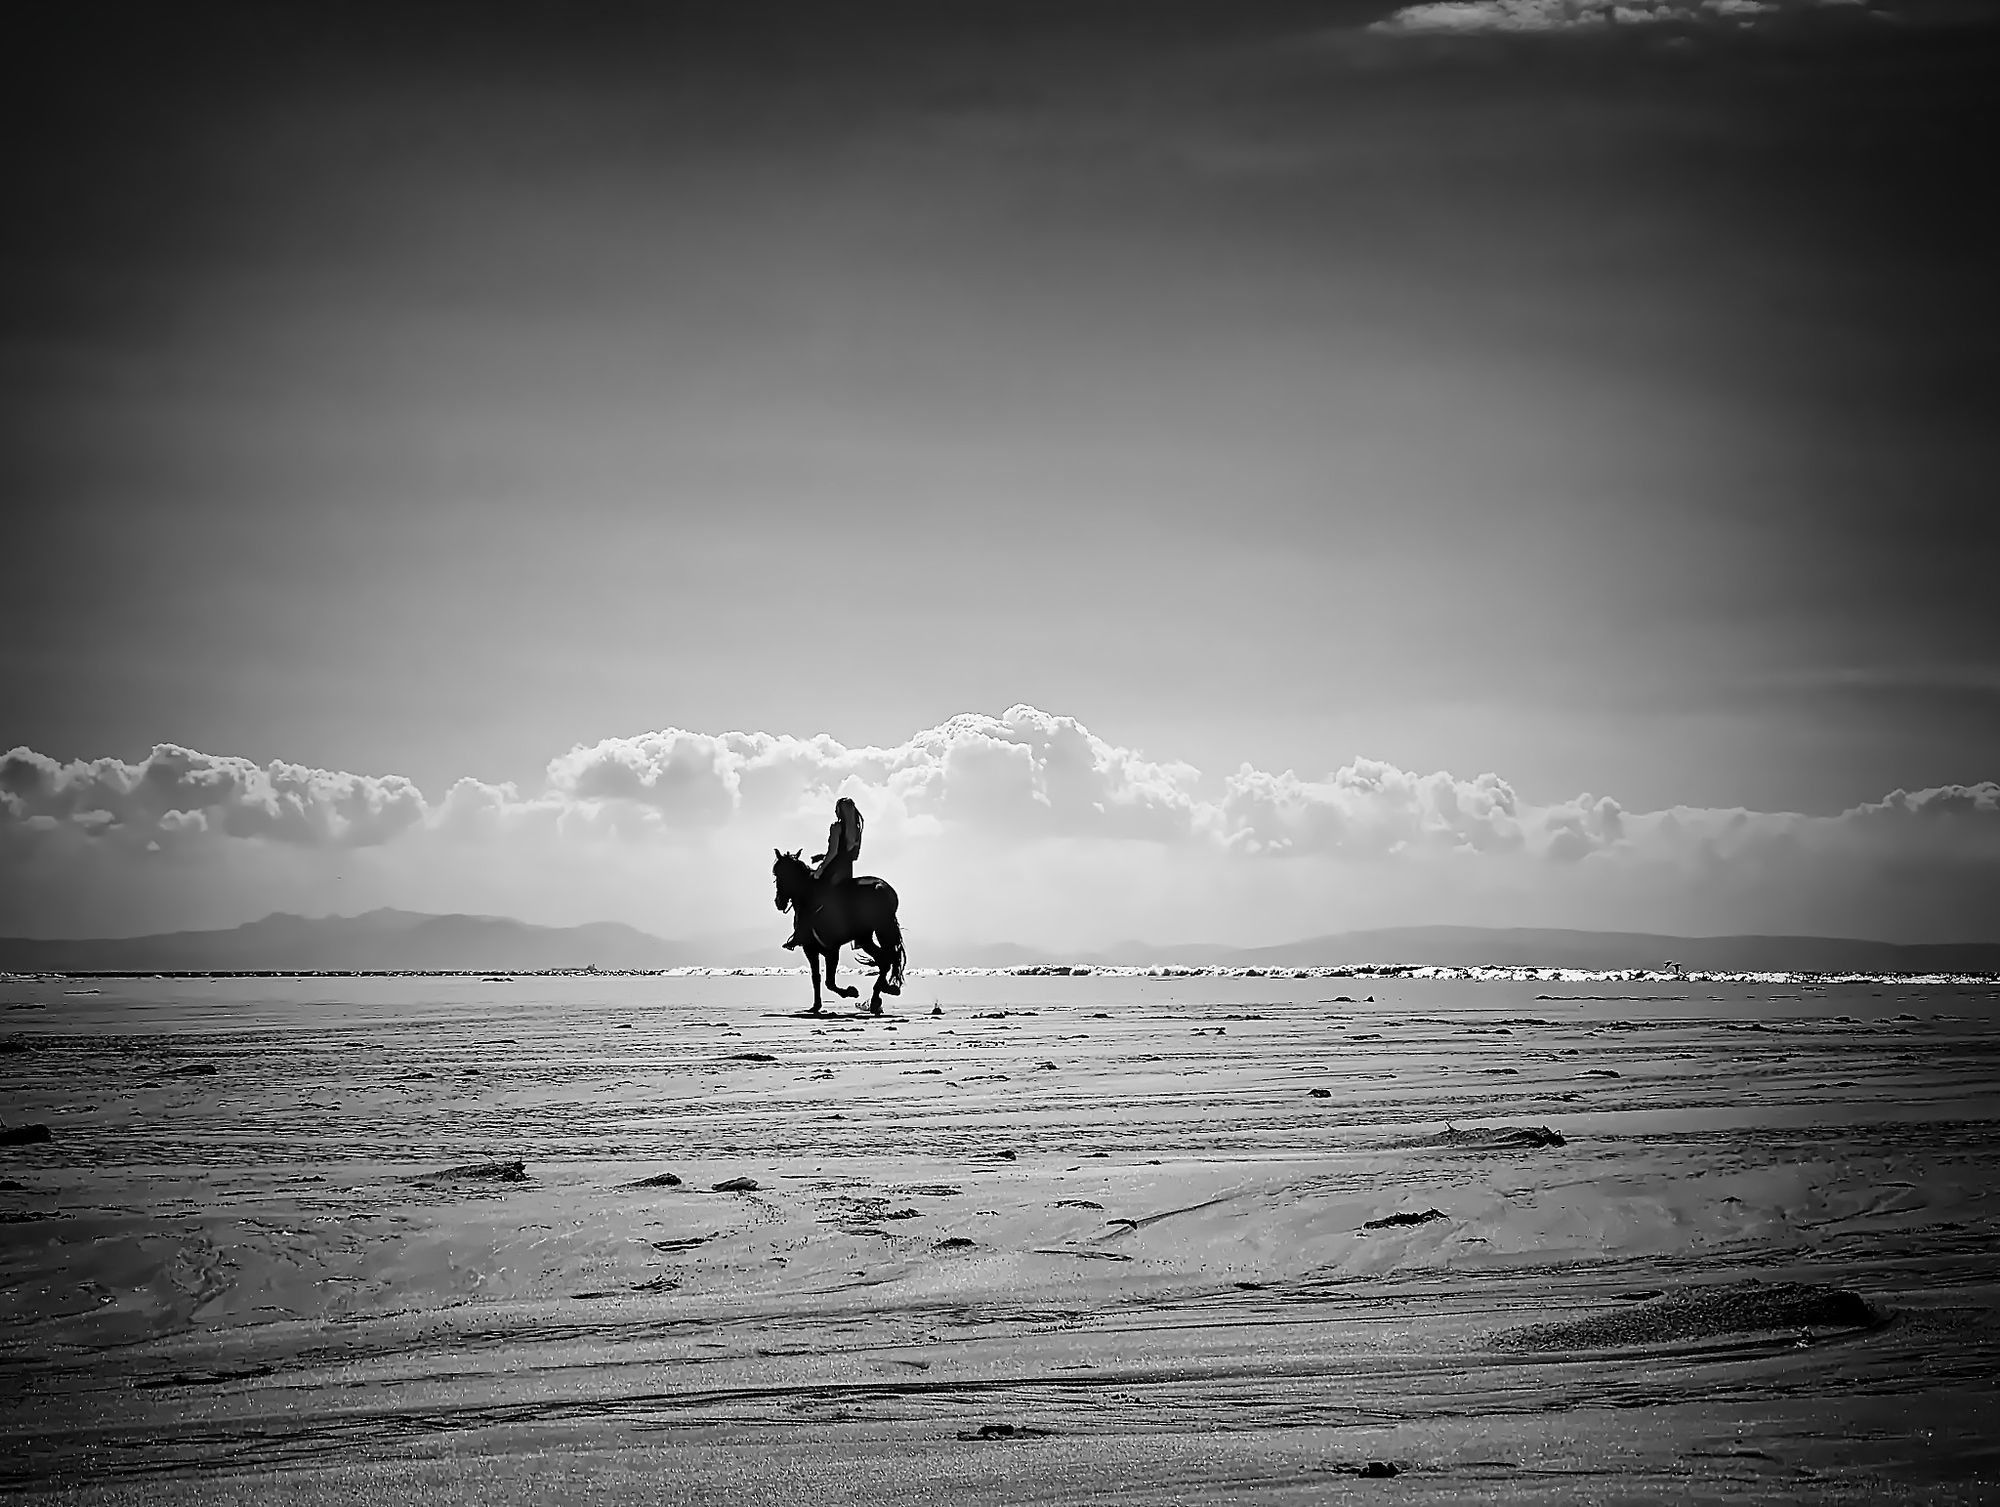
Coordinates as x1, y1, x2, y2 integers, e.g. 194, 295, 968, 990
1363, 1208, 1448, 1230
172, 1063, 219, 1076
1357, 1461, 1401, 1479
1435, 1124, 1565, 1150
934, 1236, 976, 1250
1055, 1198, 1104, 1210
422, 1159, 527, 1183
1497, 1279, 1880, 1351
712, 1175, 761, 1193
0, 1040, 33, 1053
1309, 1088, 1333, 1098
1, 1124, 52, 1146
0, 1177, 27, 1189
727, 1052, 778, 1063
955, 1422, 1051, 1441
626, 1172, 683, 1188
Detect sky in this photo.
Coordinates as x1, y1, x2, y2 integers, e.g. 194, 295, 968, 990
3, 0, 1996, 946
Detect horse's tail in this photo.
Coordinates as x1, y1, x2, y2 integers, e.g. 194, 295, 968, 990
878, 913, 906, 995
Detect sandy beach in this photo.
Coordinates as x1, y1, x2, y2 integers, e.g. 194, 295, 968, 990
4, 969, 1998, 1503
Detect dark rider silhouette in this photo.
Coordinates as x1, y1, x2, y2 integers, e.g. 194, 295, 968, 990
772, 796, 905, 1014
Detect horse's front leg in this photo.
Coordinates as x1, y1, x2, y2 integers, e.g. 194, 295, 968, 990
825, 944, 859, 999
804, 945, 824, 1014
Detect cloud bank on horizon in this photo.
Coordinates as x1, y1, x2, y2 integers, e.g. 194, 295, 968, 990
3, 707, 1995, 948
1368, 0, 1865, 34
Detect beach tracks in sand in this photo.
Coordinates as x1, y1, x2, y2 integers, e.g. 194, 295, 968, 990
2, 971, 1998, 1502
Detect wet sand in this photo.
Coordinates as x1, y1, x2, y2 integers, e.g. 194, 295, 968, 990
4, 971, 1998, 1503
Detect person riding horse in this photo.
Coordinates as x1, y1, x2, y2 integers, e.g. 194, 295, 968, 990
771, 801, 904, 1013
782, 796, 863, 952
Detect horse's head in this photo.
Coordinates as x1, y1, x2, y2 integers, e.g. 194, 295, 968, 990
772, 848, 810, 912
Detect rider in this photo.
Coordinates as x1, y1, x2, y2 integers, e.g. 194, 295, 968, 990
783, 796, 864, 951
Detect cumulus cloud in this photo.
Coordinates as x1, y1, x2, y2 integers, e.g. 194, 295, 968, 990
1219, 759, 1526, 857
546, 706, 1205, 845
1, 713, 1994, 943
0, 744, 427, 851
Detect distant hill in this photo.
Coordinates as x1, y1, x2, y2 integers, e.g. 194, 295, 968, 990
1195, 926, 2000, 975
963, 927, 2000, 974
0, 909, 701, 973
2, 913, 1995, 975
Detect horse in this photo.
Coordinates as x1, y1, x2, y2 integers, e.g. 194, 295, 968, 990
772, 849, 907, 1015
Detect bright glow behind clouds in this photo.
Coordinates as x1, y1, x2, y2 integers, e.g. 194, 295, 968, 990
5, 707, 1995, 947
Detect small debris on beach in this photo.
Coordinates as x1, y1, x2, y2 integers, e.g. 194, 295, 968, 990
625, 1172, 682, 1188
421, 1158, 526, 1183
1364, 1208, 1448, 1230
934, 1236, 976, 1250
955, 1422, 1051, 1441
171, 1063, 219, 1076
1357, 1461, 1401, 1479
1434, 1124, 1566, 1150
1309, 1087, 1332, 1098
711, 1175, 761, 1193
0, 1125, 53, 1146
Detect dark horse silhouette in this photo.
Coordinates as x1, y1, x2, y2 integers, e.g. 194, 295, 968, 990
772, 849, 907, 1015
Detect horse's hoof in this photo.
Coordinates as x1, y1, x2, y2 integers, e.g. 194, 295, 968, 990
869, 1004, 884, 1016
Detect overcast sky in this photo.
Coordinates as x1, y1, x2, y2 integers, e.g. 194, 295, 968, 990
4, 1, 1995, 944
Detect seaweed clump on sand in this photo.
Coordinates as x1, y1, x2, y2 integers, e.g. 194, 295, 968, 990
1363, 1208, 1448, 1231
1436, 1124, 1565, 1150
1496, 1280, 1880, 1351
418, 1159, 528, 1183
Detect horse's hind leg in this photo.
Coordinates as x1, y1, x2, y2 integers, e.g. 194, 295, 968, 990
825, 945, 859, 1000
805, 947, 824, 1014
